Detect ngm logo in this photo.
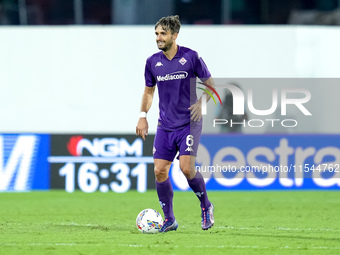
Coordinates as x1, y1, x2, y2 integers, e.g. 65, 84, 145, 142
0, 135, 38, 191
67, 136, 143, 157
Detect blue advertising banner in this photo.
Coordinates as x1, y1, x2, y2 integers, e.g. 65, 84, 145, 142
1, 133, 339, 191
0, 134, 50, 191
170, 135, 340, 190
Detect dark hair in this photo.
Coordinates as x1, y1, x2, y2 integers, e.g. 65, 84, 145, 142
155, 15, 181, 34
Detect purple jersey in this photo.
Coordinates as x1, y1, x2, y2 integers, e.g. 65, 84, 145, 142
144, 46, 211, 131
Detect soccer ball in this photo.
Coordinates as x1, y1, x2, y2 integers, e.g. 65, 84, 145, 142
136, 208, 163, 234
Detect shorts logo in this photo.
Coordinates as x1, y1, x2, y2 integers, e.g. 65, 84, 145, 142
179, 57, 187, 65
153, 146, 156, 154
185, 147, 194, 152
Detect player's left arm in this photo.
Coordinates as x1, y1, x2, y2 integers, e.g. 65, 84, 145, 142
189, 77, 215, 121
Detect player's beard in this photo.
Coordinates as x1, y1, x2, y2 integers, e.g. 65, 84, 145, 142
157, 38, 173, 52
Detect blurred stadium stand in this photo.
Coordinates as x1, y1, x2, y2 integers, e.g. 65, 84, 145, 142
0, 0, 340, 25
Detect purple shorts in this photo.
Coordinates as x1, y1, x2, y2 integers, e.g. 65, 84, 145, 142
153, 124, 202, 161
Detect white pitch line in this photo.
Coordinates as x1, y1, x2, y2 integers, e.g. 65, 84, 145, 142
117, 244, 340, 250
0, 243, 339, 250
216, 226, 340, 232
0, 243, 77, 246
216, 226, 263, 230
275, 227, 340, 232
60, 222, 100, 227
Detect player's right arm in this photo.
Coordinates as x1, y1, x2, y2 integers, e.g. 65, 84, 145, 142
136, 85, 155, 140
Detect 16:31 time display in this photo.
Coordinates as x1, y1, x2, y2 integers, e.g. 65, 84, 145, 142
59, 162, 147, 193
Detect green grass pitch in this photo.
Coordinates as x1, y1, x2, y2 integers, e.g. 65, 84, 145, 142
0, 190, 339, 255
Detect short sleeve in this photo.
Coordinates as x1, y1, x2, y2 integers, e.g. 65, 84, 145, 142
194, 52, 211, 82
144, 58, 156, 87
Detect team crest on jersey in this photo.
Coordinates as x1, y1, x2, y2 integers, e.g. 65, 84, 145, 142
179, 57, 187, 65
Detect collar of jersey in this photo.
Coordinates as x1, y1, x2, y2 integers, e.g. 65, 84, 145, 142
161, 45, 181, 60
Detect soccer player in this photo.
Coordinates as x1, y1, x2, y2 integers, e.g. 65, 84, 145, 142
136, 15, 215, 232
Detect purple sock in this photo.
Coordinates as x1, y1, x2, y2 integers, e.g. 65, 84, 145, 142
156, 177, 175, 221
187, 171, 211, 209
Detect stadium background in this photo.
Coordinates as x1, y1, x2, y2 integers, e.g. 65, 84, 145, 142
1, 0, 340, 192
1, 2, 340, 255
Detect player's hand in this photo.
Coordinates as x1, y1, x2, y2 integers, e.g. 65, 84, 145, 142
189, 99, 202, 121
136, 118, 148, 140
